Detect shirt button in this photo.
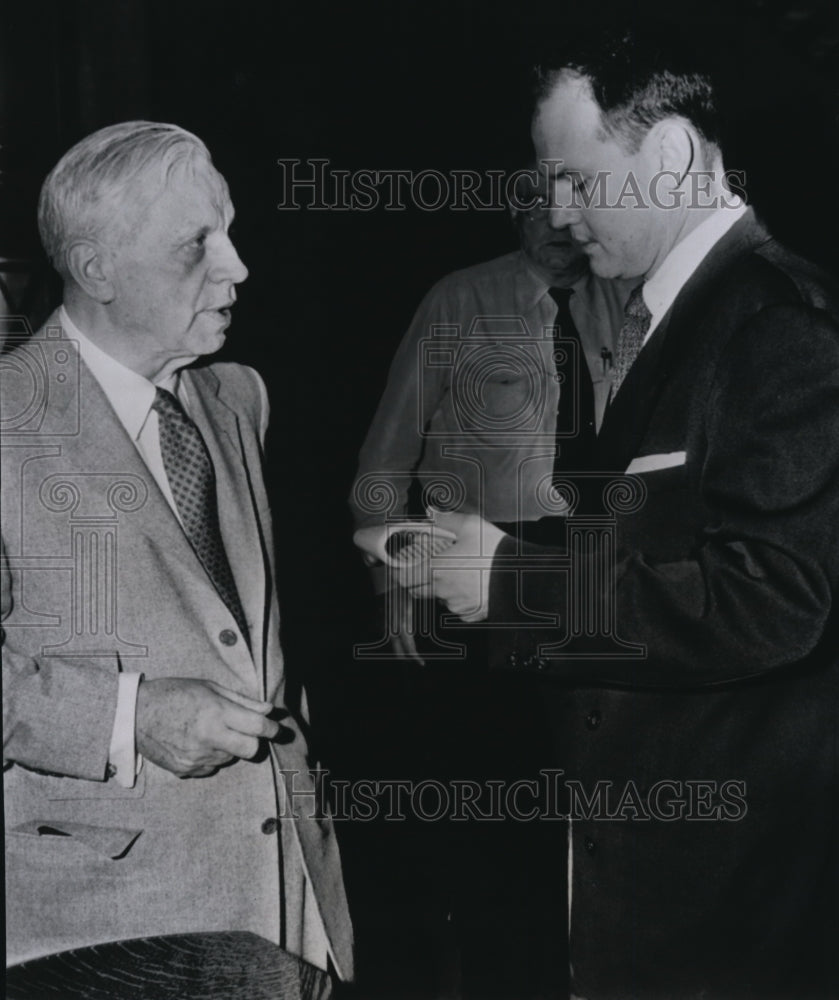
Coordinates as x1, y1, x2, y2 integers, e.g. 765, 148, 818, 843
261, 817, 279, 835
219, 629, 238, 646
584, 835, 597, 855
585, 709, 602, 730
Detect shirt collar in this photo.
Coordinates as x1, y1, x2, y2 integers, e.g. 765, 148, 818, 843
642, 198, 748, 335
59, 306, 179, 440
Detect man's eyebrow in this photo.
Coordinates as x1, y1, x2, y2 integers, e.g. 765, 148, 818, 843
540, 166, 569, 182
169, 221, 211, 245
537, 159, 568, 178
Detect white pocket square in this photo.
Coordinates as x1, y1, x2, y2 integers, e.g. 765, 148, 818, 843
625, 451, 687, 474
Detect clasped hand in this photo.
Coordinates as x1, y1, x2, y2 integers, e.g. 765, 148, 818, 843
394, 511, 505, 623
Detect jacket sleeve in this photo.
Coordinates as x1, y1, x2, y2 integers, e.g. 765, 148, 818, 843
490, 303, 839, 687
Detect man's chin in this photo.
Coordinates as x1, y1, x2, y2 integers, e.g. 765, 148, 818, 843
195, 314, 231, 353
583, 246, 625, 280
538, 249, 588, 277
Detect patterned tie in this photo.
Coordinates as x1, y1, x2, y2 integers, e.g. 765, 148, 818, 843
550, 287, 596, 474
152, 387, 249, 643
612, 284, 652, 398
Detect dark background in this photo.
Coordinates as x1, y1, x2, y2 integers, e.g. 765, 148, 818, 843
2, 1, 838, 995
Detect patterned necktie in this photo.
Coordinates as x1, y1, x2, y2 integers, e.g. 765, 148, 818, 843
152, 387, 249, 643
612, 284, 652, 398
550, 286, 596, 474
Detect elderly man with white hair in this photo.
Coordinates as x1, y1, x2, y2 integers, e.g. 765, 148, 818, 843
1, 121, 353, 995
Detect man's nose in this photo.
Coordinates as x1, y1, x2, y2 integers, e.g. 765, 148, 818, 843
211, 234, 249, 284
548, 205, 581, 231
547, 177, 581, 229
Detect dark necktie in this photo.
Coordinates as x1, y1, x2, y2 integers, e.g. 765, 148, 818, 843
612, 284, 652, 398
550, 286, 596, 474
152, 387, 249, 643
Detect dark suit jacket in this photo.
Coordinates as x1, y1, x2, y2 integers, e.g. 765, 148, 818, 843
489, 212, 839, 998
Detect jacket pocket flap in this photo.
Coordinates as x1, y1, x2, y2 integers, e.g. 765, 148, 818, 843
11, 820, 142, 858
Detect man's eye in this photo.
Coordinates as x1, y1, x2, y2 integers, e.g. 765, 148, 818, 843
188, 234, 207, 249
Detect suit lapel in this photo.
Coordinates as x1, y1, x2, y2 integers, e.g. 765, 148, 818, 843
595, 210, 772, 473
182, 367, 268, 681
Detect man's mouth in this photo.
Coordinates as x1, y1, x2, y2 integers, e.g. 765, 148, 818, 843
544, 235, 587, 256
207, 302, 234, 318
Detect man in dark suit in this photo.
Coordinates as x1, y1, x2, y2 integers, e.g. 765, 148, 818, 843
404, 31, 839, 1000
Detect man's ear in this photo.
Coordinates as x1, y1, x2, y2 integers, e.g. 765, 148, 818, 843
651, 119, 696, 181
65, 240, 116, 303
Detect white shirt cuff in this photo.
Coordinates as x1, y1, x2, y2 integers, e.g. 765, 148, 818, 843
108, 672, 144, 787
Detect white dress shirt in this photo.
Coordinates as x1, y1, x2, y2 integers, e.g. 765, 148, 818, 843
642, 198, 748, 342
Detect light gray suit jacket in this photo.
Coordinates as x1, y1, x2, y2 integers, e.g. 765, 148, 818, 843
1, 313, 353, 978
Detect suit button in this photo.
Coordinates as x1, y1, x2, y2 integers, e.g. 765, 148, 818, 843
261, 817, 279, 835
534, 656, 548, 671
508, 652, 518, 667
585, 709, 601, 730
584, 836, 597, 855
219, 629, 238, 646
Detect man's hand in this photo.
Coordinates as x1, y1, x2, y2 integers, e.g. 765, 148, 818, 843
136, 678, 280, 778
398, 511, 506, 623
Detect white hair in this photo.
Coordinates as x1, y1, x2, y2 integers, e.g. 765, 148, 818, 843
38, 120, 218, 278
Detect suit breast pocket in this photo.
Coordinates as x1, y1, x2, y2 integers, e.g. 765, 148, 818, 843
639, 464, 689, 495
621, 465, 704, 561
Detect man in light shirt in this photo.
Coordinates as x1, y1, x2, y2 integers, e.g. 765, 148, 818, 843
1, 121, 352, 991
351, 169, 632, 655
406, 28, 839, 999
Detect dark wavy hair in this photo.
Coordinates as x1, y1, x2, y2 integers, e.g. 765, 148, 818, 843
534, 26, 722, 158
